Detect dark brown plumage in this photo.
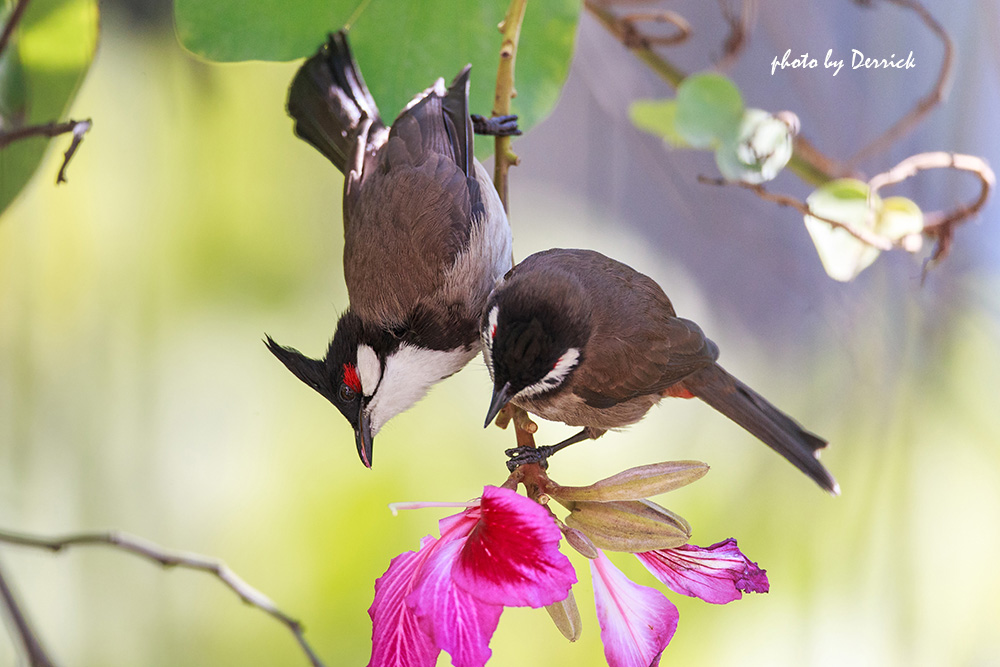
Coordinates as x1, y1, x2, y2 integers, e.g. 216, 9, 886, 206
269, 32, 511, 467
482, 248, 838, 494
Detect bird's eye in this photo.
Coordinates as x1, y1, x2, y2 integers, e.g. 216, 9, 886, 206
338, 384, 356, 402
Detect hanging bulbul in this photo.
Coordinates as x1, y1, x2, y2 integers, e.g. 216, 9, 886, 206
266, 31, 514, 468
481, 248, 839, 494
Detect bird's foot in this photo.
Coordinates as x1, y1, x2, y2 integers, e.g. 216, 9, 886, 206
504, 445, 556, 472
471, 114, 522, 137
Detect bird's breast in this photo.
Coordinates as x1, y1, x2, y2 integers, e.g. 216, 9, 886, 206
514, 388, 661, 430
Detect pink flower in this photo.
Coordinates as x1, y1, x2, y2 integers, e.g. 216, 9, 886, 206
590, 540, 769, 667
636, 538, 769, 604
591, 550, 678, 667
367, 485, 576, 667
368, 485, 768, 667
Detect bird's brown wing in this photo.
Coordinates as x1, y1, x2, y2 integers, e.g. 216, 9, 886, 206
573, 316, 719, 408
557, 253, 719, 408
344, 69, 481, 327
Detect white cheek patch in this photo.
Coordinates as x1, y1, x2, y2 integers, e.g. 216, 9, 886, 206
481, 305, 500, 381
356, 344, 382, 397
516, 348, 581, 400
365, 343, 476, 435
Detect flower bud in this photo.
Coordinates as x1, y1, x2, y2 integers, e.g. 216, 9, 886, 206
561, 525, 599, 559
547, 461, 709, 503
564, 499, 691, 553
545, 588, 583, 642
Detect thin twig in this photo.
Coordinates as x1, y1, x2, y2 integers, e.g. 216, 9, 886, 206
0, 119, 93, 184
0, 529, 325, 667
619, 11, 691, 49
868, 151, 994, 260
55, 119, 91, 183
697, 175, 893, 250
0, 559, 58, 667
0, 0, 31, 59
584, 0, 685, 87
847, 0, 953, 166
716, 0, 754, 68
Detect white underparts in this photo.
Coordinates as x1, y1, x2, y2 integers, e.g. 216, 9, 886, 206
515, 348, 581, 400
356, 344, 381, 397
364, 343, 475, 436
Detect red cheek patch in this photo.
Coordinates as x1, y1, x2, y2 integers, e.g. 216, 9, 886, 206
343, 363, 362, 393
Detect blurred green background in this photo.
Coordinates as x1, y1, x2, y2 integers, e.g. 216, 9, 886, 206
2, 1, 1000, 666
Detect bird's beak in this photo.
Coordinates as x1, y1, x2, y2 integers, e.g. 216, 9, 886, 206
355, 407, 374, 468
484, 381, 513, 428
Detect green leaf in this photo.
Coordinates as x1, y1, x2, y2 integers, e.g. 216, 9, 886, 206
715, 108, 794, 183
0, 0, 99, 218
629, 99, 686, 147
674, 71, 743, 149
803, 179, 882, 282
0, 37, 27, 125
174, 0, 581, 140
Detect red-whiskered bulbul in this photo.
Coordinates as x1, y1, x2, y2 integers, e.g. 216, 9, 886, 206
481, 248, 839, 494
267, 32, 513, 468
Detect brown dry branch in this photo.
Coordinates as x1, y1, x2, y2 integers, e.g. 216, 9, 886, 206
619, 10, 691, 49
584, 0, 685, 87
697, 175, 893, 250
0, 120, 93, 185
847, 0, 954, 167
0, 529, 325, 667
0, 0, 30, 57
868, 151, 995, 261
0, 559, 58, 667
716, 0, 755, 68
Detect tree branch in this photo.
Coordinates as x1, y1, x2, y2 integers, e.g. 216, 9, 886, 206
0, 0, 31, 59
697, 175, 893, 250
847, 0, 953, 166
0, 528, 325, 667
0, 119, 93, 184
868, 151, 995, 260
0, 559, 58, 667
491, 0, 527, 213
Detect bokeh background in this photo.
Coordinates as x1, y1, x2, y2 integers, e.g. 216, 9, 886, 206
2, 1, 999, 665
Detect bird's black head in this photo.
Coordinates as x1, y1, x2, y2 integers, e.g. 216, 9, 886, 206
480, 282, 589, 426
265, 310, 378, 468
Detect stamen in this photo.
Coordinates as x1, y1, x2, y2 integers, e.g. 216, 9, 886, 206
387, 500, 481, 516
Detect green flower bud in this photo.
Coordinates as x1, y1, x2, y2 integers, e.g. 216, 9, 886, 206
545, 588, 583, 642
548, 461, 709, 503
564, 499, 692, 553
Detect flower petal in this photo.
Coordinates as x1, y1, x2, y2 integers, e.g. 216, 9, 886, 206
636, 538, 769, 604
452, 485, 576, 608
409, 537, 502, 667
367, 537, 440, 667
591, 550, 678, 667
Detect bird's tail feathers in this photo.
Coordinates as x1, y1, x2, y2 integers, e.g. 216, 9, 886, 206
685, 364, 840, 495
287, 31, 384, 172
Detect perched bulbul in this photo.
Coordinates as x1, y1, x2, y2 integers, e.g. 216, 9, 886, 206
267, 32, 513, 468
481, 248, 839, 494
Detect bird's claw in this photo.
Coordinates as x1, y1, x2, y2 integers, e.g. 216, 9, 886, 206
471, 114, 522, 137
504, 445, 552, 472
